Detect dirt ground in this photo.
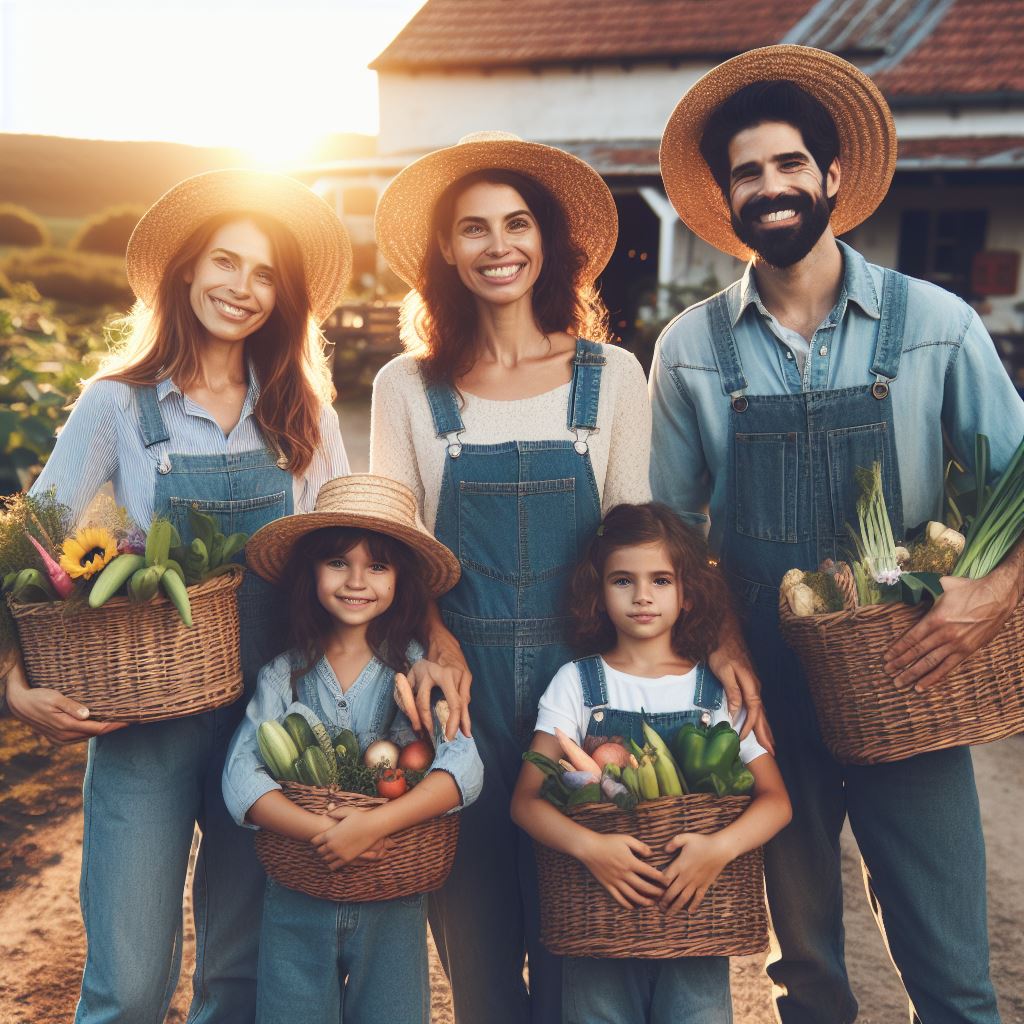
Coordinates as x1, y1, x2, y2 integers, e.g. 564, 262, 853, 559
0, 718, 1020, 1024
2, 406, 1021, 1022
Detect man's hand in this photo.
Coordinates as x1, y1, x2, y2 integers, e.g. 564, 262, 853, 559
5, 658, 125, 744
708, 619, 774, 755
884, 572, 1020, 691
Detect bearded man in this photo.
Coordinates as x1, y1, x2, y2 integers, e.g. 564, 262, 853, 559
650, 45, 1023, 1024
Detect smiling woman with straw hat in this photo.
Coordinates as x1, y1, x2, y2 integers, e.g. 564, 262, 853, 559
5, 168, 353, 1023
370, 132, 652, 1023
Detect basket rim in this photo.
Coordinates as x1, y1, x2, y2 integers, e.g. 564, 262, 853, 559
7, 564, 244, 619
777, 590, 924, 628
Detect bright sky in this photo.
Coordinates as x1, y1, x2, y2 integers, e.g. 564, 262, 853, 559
0, 0, 426, 162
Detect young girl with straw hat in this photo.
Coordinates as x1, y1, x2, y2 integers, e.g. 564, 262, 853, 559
223, 473, 482, 1024
5, 169, 353, 1022
370, 132, 654, 1023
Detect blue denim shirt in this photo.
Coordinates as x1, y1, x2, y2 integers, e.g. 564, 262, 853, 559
650, 241, 1024, 555
222, 646, 484, 829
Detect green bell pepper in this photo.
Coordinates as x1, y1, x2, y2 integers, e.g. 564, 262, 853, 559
672, 721, 748, 794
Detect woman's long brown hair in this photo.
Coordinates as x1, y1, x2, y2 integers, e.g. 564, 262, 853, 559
571, 503, 733, 662
284, 526, 431, 693
93, 212, 334, 476
400, 169, 611, 384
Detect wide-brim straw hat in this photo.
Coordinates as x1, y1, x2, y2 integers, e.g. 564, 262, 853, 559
126, 169, 353, 324
660, 45, 897, 261
375, 131, 618, 288
246, 474, 461, 597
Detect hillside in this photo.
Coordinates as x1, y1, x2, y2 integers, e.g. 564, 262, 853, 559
0, 133, 376, 217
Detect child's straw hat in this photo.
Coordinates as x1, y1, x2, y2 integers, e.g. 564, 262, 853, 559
375, 130, 618, 288
126, 169, 353, 324
246, 475, 460, 597
660, 45, 897, 261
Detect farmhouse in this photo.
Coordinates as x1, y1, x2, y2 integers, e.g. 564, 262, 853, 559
302, 0, 1024, 386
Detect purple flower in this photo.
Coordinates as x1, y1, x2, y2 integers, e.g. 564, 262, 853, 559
118, 527, 146, 556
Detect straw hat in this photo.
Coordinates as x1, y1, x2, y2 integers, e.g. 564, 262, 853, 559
246, 475, 461, 597
375, 131, 618, 288
660, 45, 897, 261
126, 169, 353, 324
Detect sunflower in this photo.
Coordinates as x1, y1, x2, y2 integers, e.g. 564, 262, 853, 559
60, 527, 119, 580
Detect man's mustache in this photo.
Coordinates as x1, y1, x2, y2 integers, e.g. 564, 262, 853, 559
739, 191, 814, 226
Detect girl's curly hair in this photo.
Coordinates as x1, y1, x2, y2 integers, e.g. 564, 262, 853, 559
571, 502, 733, 661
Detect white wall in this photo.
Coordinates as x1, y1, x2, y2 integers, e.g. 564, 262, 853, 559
378, 65, 1024, 154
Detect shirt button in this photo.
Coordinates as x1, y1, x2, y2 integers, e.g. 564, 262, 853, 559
338, 700, 347, 709
819, 345, 828, 356
786, 351, 794, 360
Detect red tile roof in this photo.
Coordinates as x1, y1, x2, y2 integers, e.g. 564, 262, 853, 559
871, 0, 1024, 98
371, 0, 818, 70
897, 135, 1024, 168
373, 0, 1024, 101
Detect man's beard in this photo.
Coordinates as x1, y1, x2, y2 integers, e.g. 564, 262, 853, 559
731, 188, 833, 268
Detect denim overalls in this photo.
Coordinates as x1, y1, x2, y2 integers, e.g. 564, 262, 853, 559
423, 339, 605, 1024
710, 272, 999, 1024
255, 667, 429, 1024
75, 385, 291, 1024
561, 656, 732, 1024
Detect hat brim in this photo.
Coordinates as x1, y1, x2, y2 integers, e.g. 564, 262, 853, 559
375, 139, 618, 288
126, 169, 353, 324
660, 45, 897, 261
245, 510, 461, 598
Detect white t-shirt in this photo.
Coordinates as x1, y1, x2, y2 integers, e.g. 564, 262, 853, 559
535, 658, 769, 765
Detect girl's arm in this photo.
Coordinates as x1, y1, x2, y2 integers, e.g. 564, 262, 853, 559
311, 769, 462, 868
659, 753, 791, 914
246, 790, 334, 841
510, 731, 666, 909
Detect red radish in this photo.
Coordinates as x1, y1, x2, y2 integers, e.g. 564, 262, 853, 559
554, 727, 602, 776
27, 535, 74, 599
590, 742, 632, 770
398, 739, 433, 772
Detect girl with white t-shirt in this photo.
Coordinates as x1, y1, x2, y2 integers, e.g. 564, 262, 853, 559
512, 502, 791, 1024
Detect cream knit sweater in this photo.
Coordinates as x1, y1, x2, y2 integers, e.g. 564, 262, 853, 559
369, 346, 652, 532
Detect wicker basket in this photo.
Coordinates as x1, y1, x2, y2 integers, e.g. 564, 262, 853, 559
778, 595, 1024, 764
535, 794, 768, 959
9, 569, 244, 723
255, 782, 460, 902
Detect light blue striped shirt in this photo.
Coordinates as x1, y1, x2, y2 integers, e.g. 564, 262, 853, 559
650, 241, 1024, 554
31, 367, 350, 526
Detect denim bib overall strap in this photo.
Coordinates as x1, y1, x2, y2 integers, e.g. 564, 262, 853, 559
575, 655, 723, 746
74, 386, 294, 1024
423, 340, 605, 1024
707, 278, 1000, 1024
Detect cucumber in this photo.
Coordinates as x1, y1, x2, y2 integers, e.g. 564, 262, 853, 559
302, 746, 335, 787
283, 713, 317, 754
257, 721, 301, 781
310, 723, 339, 784
89, 554, 145, 608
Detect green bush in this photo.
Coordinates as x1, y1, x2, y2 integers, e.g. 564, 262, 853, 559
69, 205, 145, 256
0, 204, 50, 248
0, 248, 132, 309
0, 278, 109, 492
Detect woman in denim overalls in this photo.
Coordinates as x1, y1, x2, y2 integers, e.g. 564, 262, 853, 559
6, 170, 353, 1023
370, 134, 653, 1022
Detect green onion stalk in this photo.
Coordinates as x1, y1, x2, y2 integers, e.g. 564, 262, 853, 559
848, 463, 901, 604
953, 433, 1024, 580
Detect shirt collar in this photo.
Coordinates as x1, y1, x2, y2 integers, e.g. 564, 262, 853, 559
731, 239, 881, 326
156, 359, 261, 414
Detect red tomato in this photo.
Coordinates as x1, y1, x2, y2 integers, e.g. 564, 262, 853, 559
376, 767, 408, 800
398, 739, 433, 773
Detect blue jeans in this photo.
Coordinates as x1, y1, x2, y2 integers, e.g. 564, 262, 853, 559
76, 705, 264, 1024
562, 955, 732, 1024
256, 879, 429, 1024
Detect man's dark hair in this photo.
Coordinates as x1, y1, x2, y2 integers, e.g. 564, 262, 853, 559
699, 80, 840, 194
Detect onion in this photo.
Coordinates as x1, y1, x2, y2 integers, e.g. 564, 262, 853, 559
363, 739, 401, 769
590, 742, 631, 769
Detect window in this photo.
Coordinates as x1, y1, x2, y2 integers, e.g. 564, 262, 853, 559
897, 209, 988, 300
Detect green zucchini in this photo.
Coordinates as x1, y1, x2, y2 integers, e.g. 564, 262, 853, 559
88, 553, 146, 608
310, 723, 339, 784
283, 713, 317, 754
257, 721, 301, 782
302, 746, 335, 787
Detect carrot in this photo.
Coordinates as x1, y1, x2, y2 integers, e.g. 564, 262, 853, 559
554, 727, 602, 775
27, 535, 74, 599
